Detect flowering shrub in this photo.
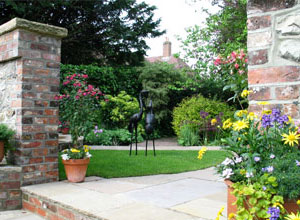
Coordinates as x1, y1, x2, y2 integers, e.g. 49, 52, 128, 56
61, 145, 92, 160
214, 50, 248, 107
216, 91, 300, 219
56, 73, 106, 147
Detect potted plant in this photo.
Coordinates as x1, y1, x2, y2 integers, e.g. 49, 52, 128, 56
216, 99, 300, 219
0, 124, 15, 163
58, 120, 70, 134
61, 145, 92, 182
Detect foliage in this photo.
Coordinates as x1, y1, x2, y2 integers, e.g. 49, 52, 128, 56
56, 73, 105, 147
178, 124, 199, 146
61, 64, 142, 97
232, 174, 284, 220
85, 127, 143, 146
0, 0, 165, 65
0, 124, 15, 143
59, 150, 230, 179
138, 62, 186, 136
100, 91, 139, 129
61, 145, 92, 160
172, 94, 235, 137
214, 50, 248, 108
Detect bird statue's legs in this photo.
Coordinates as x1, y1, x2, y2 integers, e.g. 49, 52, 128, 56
153, 138, 156, 156
129, 130, 133, 156
135, 125, 138, 155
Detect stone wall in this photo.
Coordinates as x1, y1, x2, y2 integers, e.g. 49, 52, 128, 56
0, 18, 67, 186
247, 1, 300, 117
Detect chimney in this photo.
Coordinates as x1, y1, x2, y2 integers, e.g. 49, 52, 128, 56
163, 37, 171, 57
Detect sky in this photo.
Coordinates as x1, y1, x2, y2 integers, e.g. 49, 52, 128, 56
136, 0, 218, 58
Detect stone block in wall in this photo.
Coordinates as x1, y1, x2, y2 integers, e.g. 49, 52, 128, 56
275, 85, 300, 100
248, 49, 269, 65
0, 166, 22, 211
248, 0, 297, 13
248, 31, 272, 49
279, 40, 300, 63
248, 16, 271, 31
249, 87, 271, 101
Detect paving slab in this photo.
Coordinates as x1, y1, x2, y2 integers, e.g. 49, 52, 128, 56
0, 210, 44, 220
122, 178, 226, 208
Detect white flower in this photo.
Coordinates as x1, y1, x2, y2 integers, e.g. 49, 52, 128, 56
234, 157, 243, 163
222, 158, 234, 166
222, 168, 233, 178
86, 152, 92, 158
246, 172, 253, 178
61, 154, 70, 160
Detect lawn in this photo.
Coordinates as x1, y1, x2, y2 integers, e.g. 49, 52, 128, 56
59, 150, 229, 180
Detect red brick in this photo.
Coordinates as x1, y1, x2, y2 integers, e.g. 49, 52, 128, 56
249, 87, 271, 101
45, 157, 58, 163
37, 164, 48, 172
35, 133, 47, 139
45, 109, 58, 116
282, 104, 299, 118
23, 92, 37, 99
0, 182, 20, 190
23, 201, 37, 213
49, 214, 64, 220
29, 197, 42, 207
45, 78, 60, 85
22, 76, 44, 84
46, 62, 60, 68
24, 59, 44, 68
21, 141, 42, 148
22, 109, 44, 116
29, 157, 44, 164
248, 49, 268, 65
45, 171, 58, 178
37, 207, 47, 217
35, 69, 50, 76
7, 173, 20, 180
9, 191, 21, 199
0, 45, 7, 51
48, 117, 59, 124
248, 66, 300, 85
42, 53, 60, 62
34, 101, 49, 107
19, 50, 41, 59
275, 85, 300, 100
58, 207, 75, 220
19, 31, 38, 42
31, 43, 50, 51
34, 117, 48, 124
34, 85, 49, 92
6, 199, 21, 208
33, 148, 48, 157
22, 125, 43, 133
46, 140, 58, 147
23, 165, 36, 172
42, 201, 57, 213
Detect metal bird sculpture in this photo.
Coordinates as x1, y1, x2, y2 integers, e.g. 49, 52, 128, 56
145, 99, 156, 156
128, 90, 148, 155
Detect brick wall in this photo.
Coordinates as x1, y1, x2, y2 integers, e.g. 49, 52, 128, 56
247, 1, 300, 118
0, 166, 22, 211
0, 18, 67, 188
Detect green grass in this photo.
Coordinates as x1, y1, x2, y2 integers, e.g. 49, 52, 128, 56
59, 150, 229, 180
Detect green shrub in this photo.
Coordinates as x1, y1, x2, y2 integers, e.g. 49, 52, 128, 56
178, 124, 199, 146
60, 64, 142, 97
85, 128, 143, 146
172, 94, 235, 136
100, 91, 139, 129
139, 62, 186, 136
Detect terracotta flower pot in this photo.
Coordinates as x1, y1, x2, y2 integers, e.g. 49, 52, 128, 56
0, 141, 4, 163
61, 127, 70, 134
225, 179, 300, 217
62, 158, 90, 183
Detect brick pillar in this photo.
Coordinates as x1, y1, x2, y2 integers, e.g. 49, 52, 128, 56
163, 38, 171, 57
247, 1, 300, 118
0, 18, 67, 185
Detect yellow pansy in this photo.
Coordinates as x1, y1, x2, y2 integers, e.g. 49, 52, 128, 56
84, 145, 91, 152
236, 110, 248, 117
282, 131, 300, 147
241, 89, 252, 98
211, 118, 217, 126
247, 112, 258, 121
262, 110, 272, 115
70, 148, 80, 153
288, 116, 294, 125
222, 119, 233, 129
233, 119, 249, 131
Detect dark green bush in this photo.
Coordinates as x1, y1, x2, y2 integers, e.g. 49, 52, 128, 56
85, 128, 143, 146
172, 94, 235, 136
139, 62, 186, 136
61, 64, 142, 97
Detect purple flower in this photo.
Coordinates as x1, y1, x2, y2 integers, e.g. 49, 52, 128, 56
270, 154, 275, 159
262, 186, 267, 191
262, 166, 274, 173
296, 160, 300, 166
200, 111, 209, 119
267, 207, 280, 220
262, 114, 272, 128
271, 108, 281, 120
254, 156, 260, 162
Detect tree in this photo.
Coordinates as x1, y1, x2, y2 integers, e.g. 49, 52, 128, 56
0, 0, 165, 66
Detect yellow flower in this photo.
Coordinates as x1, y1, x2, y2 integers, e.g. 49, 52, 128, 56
247, 112, 258, 121
233, 119, 249, 131
288, 116, 294, 125
262, 110, 272, 115
70, 148, 80, 153
211, 118, 217, 126
197, 147, 207, 160
282, 131, 300, 147
297, 200, 300, 205
222, 119, 233, 129
273, 202, 284, 209
285, 212, 300, 220
258, 101, 270, 105
228, 213, 235, 220
241, 89, 252, 98
215, 206, 224, 220
84, 145, 91, 152
236, 110, 248, 117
